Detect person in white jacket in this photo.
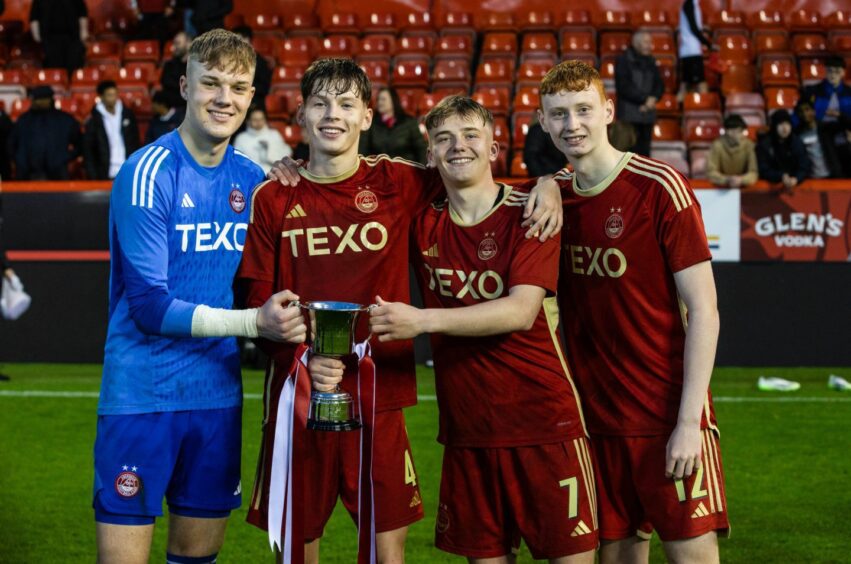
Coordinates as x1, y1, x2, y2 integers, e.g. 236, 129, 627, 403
233, 106, 292, 173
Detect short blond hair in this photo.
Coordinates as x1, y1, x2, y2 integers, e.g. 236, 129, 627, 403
188, 29, 256, 76
540, 60, 606, 102
424, 95, 493, 132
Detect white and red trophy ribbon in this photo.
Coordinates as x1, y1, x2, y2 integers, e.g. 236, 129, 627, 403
267, 341, 378, 564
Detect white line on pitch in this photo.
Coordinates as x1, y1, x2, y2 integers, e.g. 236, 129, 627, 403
1, 391, 851, 403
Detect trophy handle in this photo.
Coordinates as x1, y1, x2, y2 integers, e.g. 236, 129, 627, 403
363, 303, 378, 344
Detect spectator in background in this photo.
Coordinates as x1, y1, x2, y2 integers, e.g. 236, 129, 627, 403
232, 25, 272, 110
801, 56, 851, 173
757, 109, 810, 191
145, 91, 184, 144
29, 0, 88, 76
795, 99, 846, 178
190, 0, 233, 35
83, 81, 140, 180
678, 0, 713, 95
707, 114, 758, 188
131, 0, 176, 44
359, 86, 427, 163
160, 30, 190, 109
523, 121, 567, 176
615, 29, 664, 157
8, 86, 81, 180
233, 106, 291, 173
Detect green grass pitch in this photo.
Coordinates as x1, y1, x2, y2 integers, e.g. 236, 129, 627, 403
1, 365, 850, 563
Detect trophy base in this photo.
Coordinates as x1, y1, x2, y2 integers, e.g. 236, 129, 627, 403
307, 419, 362, 432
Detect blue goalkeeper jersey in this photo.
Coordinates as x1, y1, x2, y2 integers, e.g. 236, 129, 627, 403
99, 130, 265, 415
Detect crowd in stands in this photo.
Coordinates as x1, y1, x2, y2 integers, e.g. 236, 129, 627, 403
0, 1, 850, 187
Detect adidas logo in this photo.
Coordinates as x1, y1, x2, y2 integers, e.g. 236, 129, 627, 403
286, 204, 307, 218
422, 244, 439, 257
181, 193, 195, 208
409, 491, 422, 508
691, 502, 709, 519
570, 520, 592, 537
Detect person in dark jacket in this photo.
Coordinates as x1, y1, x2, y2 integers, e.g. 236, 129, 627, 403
615, 30, 665, 157
523, 121, 567, 176
795, 99, 846, 178
801, 56, 851, 175
146, 91, 184, 144
232, 25, 271, 110
8, 86, 81, 180
757, 109, 810, 191
359, 87, 427, 164
160, 30, 190, 109
83, 81, 140, 180
29, 0, 88, 75
189, 0, 233, 35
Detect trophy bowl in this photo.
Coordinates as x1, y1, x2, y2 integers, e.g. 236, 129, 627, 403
302, 301, 368, 431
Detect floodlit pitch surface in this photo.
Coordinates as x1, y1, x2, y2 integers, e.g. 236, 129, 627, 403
1, 365, 850, 563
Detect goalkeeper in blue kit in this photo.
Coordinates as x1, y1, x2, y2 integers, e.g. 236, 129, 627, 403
93, 30, 305, 564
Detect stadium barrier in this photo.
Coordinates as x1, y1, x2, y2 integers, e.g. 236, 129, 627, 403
1, 180, 849, 365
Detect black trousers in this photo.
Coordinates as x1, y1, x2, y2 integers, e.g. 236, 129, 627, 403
630, 122, 654, 157
42, 35, 85, 75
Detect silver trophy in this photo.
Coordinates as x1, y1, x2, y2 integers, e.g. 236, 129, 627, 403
302, 301, 370, 431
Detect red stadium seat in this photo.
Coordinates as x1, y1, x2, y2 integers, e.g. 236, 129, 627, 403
518, 11, 554, 32
359, 59, 390, 88
281, 124, 303, 148
55, 95, 86, 122
683, 92, 722, 124
395, 88, 426, 115
685, 119, 721, 144
282, 12, 321, 37
417, 92, 442, 117
317, 35, 360, 59
264, 91, 289, 120
118, 63, 156, 86
120, 88, 152, 119
726, 92, 766, 111
655, 93, 680, 118
510, 153, 529, 177
472, 86, 510, 117
71, 66, 117, 91
721, 65, 757, 96
250, 14, 282, 38
760, 58, 799, 87
511, 112, 535, 149
707, 10, 746, 34
476, 12, 516, 33
649, 31, 676, 56
396, 36, 434, 62
278, 37, 318, 67
431, 58, 471, 91
400, 12, 435, 36
475, 58, 514, 88
764, 87, 800, 113
0, 69, 27, 111
513, 85, 540, 112
829, 34, 851, 55
10, 97, 32, 120
521, 33, 558, 61
634, 10, 673, 32
252, 36, 280, 62
363, 12, 397, 35
481, 33, 518, 59
718, 34, 752, 65
596, 10, 630, 31
799, 58, 826, 86
599, 32, 631, 58
269, 87, 302, 115
123, 40, 159, 64
438, 12, 475, 40
653, 119, 682, 141
559, 30, 596, 57
87, 39, 123, 61
657, 57, 678, 93
492, 116, 510, 148
7, 44, 40, 71
323, 12, 360, 35
95, 16, 133, 41
792, 34, 828, 56
748, 10, 784, 30
392, 57, 430, 88
271, 65, 307, 88
358, 34, 395, 61
516, 60, 551, 88
31, 68, 69, 95
753, 31, 789, 55
789, 10, 821, 32
599, 56, 616, 91
71, 91, 98, 114
434, 35, 474, 61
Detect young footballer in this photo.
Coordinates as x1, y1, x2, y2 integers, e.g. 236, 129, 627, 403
94, 30, 305, 564
238, 59, 562, 563
368, 95, 597, 563
537, 60, 728, 564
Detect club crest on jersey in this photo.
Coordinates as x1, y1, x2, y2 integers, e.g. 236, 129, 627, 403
229, 186, 246, 213
605, 207, 624, 239
478, 232, 498, 261
355, 187, 378, 214
115, 469, 141, 498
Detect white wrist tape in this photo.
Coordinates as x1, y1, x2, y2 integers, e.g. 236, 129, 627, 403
191, 305, 259, 338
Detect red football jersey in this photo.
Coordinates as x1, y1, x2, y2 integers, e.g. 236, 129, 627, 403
556, 153, 717, 436
238, 156, 443, 414
413, 185, 587, 448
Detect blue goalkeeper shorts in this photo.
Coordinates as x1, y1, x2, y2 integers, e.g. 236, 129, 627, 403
93, 406, 242, 525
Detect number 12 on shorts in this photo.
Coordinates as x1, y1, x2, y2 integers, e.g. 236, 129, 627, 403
558, 477, 579, 519
674, 464, 708, 503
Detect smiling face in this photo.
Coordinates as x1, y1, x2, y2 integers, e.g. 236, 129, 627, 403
427, 113, 498, 189
297, 84, 372, 159
538, 86, 614, 161
181, 58, 255, 143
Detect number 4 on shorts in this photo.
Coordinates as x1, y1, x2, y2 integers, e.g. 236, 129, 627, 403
404, 449, 417, 486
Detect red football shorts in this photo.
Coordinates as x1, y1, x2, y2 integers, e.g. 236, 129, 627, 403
247, 409, 424, 538
591, 430, 730, 542
435, 438, 599, 560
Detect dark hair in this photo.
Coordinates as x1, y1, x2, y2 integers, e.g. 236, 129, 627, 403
301, 58, 371, 104
378, 87, 408, 121
96, 80, 118, 96
232, 25, 253, 40
248, 105, 267, 119
424, 95, 493, 132
723, 114, 747, 130
825, 55, 846, 70
151, 91, 170, 107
